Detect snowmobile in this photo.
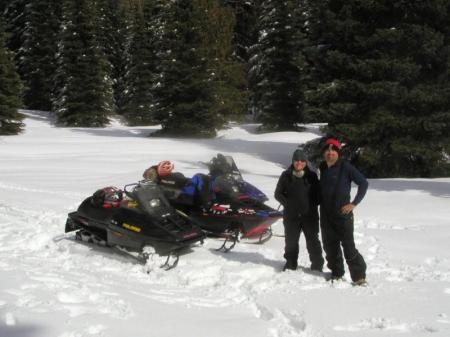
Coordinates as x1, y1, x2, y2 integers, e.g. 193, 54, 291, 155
155, 154, 283, 251
65, 181, 206, 269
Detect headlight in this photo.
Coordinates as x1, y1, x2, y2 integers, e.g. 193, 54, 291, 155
149, 199, 160, 207
232, 186, 239, 193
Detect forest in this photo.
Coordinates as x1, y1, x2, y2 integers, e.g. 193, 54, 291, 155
1, 0, 449, 177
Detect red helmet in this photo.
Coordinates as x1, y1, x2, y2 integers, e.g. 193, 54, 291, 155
157, 160, 174, 177
92, 186, 123, 208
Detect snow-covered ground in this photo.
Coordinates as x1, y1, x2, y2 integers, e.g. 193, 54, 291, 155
1, 110, 449, 337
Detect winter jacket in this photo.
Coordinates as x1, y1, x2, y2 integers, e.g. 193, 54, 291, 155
274, 165, 320, 220
319, 159, 368, 215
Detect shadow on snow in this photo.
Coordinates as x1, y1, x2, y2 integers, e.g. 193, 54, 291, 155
368, 179, 450, 198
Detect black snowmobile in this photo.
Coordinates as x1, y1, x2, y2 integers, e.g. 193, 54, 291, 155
65, 181, 205, 269
156, 154, 283, 251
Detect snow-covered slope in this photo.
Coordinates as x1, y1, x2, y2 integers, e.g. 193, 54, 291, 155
0, 110, 449, 337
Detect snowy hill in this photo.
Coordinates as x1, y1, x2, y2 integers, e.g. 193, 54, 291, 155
1, 110, 449, 337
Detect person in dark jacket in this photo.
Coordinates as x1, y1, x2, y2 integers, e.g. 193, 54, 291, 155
319, 138, 368, 285
275, 149, 324, 271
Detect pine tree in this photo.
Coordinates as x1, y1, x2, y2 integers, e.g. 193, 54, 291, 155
53, 0, 113, 127
0, 1, 8, 13
223, 0, 261, 119
223, 0, 260, 63
0, 17, 24, 135
18, 0, 61, 111
153, 0, 218, 137
248, 0, 305, 131
3, 0, 26, 56
196, 0, 246, 123
308, 0, 450, 177
96, 0, 129, 114
121, 0, 160, 125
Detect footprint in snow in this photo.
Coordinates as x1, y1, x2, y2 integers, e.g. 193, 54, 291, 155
57, 292, 87, 304
437, 313, 450, 324
251, 302, 274, 321
268, 309, 309, 337
5, 312, 16, 326
333, 317, 439, 334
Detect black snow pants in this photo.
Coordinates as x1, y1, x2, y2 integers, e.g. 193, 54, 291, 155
283, 215, 324, 270
320, 209, 366, 281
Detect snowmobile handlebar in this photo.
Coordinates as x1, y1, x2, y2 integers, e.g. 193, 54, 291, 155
123, 182, 139, 199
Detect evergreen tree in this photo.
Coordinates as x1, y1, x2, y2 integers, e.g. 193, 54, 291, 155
96, 0, 129, 114
196, 0, 246, 122
153, 0, 218, 137
0, 1, 8, 14
18, 0, 61, 111
248, 0, 305, 130
121, 0, 160, 125
53, 0, 113, 127
0, 17, 23, 135
308, 0, 450, 177
224, 0, 261, 118
3, 0, 26, 56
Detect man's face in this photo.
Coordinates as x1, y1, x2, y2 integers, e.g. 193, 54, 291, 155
293, 160, 306, 171
324, 146, 339, 163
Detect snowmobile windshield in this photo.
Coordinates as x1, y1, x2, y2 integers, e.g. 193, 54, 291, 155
213, 174, 240, 202
128, 182, 174, 219
209, 154, 241, 179
213, 174, 268, 204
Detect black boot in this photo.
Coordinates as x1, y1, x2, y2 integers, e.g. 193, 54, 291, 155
283, 260, 298, 271
310, 263, 323, 272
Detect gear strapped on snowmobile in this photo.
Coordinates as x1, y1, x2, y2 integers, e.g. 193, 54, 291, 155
65, 181, 205, 269
151, 154, 282, 251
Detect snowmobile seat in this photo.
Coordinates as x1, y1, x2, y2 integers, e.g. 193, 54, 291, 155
158, 173, 215, 209
77, 197, 120, 221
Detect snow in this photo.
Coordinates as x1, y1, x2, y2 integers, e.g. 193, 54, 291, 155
0, 110, 449, 337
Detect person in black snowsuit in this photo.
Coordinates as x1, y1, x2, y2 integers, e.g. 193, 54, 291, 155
275, 149, 324, 271
319, 138, 368, 285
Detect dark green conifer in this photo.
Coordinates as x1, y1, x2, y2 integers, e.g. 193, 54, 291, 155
0, 17, 24, 135
308, 0, 450, 177
153, 0, 218, 137
18, 0, 61, 111
196, 0, 246, 123
121, 0, 160, 125
223, 0, 261, 118
53, 0, 113, 127
248, 0, 305, 131
96, 0, 129, 114
3, 0, 26, 56
223, 0, 260, 64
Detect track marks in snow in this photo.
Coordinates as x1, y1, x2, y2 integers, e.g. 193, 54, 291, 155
250, 302, 317, 337
333, 317, 440, 334
355, 219, 450, 284
2, 200, 448, 337
359, 219, 423, 231
7, 278, 133, 319
380, 263, 450, 283
58, 325, 107, 337
0, 181, 83, 198
0, 204, 134, 323
4, 312, 16, 326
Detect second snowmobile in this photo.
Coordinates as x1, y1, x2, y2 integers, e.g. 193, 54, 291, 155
152, 154, 282, 251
